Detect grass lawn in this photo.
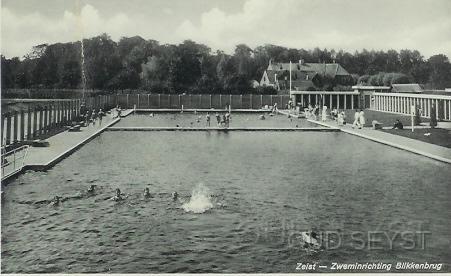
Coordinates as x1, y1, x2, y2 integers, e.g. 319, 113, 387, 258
341, 109, 430, 127
381, 128, 451, 148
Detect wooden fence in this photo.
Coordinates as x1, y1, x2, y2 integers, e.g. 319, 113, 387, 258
114, 94, 290, 110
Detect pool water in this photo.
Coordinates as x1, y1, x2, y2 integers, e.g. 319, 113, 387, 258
114, 112, 317, 128
2, 131, 451, 273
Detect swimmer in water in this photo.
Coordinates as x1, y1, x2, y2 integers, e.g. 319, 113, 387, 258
172, 191, 178, 201
87, 185, 96, 195
111, 188, 124, 201
301, 230, 321, 249
259, 114, 265, 120
49, 196, 61, 206
144, 187, 151, 199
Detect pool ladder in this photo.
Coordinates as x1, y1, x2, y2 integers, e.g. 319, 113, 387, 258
1, 145, 30, 181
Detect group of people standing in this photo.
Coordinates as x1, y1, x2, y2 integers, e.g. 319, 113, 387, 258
305, 104, 320, 120
352, 109, 366, 129
214, 112, 231, 127
83, 108, 105, 127
324, 107, 347, 126
304, 104, 366, 129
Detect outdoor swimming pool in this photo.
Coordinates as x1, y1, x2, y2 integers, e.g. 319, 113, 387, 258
113, 111, 317, 128
2, 130, 451, 272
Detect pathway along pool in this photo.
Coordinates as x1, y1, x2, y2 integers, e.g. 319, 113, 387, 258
1, 131, 451, 273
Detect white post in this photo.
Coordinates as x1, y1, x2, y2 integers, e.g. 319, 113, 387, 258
289, 61, 292, 93
344, 94, 347, 109
330, 94, 333, 109
402, 97, 405, 114
428, 99, 431, 118
435, 99, 439, 120
337, 94, 340, 109
411, 105, 415, 132
396, 96, 400, 113
351, 95, 354, 109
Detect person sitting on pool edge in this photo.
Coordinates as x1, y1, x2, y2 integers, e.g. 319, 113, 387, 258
144, 187, 151, 199
111, 188, 124, 201
392, 119, 404, 129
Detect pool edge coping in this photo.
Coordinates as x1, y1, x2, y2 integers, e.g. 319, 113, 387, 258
2, 117, 122, 183
304, 117, 451, 164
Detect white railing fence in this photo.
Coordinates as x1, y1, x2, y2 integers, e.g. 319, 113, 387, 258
371, 93, 451, 121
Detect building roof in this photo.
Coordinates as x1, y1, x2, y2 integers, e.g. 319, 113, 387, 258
352, 85, 391, 90
267, 62, 350, 77
391, 83, 423, 93
292, 80, 316, 90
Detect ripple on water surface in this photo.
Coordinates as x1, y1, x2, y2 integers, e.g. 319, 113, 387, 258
2, 131, 451, 273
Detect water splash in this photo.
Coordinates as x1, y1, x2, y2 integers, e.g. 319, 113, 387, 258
182, 183, 213, 214
76, 0, 87, 99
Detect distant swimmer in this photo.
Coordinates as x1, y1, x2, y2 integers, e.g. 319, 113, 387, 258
197, 115, 201, 123
49, 196, 61, 207
149, 113, 154, 117
300, 231, 321, 249
259, 114, 265, 120
144, 187, 151, 199
172, 191, 178, 201
111, 188, 124, 201
87, 185, 96, 195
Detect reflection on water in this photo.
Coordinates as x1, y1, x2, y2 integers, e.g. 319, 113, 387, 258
1, 132, 451, 273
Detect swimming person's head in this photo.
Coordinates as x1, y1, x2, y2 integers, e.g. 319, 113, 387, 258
115, 188, 121, 197
144, 187, 150, 196
53, 196, 60, 204
172, 191, 178, 201
88, 185, 95, 193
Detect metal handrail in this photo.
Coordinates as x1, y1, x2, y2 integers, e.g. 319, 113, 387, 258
1, 145, 30, 180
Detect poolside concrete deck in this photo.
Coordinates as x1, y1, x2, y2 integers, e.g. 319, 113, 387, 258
23, 117, 120, 171
308, 118, 451, 164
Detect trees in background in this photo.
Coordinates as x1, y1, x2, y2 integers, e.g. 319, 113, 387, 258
2, 34, 451, 93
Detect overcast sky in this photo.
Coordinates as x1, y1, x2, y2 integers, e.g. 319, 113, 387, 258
2, 0, 451, 59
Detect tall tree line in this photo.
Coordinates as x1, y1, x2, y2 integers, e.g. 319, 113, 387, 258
2, 33, 451, 94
